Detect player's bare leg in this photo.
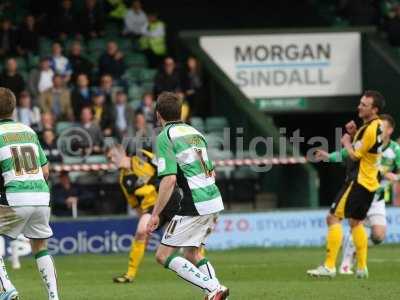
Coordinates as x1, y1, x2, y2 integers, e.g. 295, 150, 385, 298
113, 213, 150, 283
31, 240, 59, 300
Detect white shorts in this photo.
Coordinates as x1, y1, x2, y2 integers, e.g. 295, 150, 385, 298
3, 206, 53, 239
365, 199, 386, 227
161, 213, 218, 248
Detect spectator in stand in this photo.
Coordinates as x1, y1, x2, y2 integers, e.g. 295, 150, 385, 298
0, 19, 18, 58
80, 106, 104, 153
386, 5, 400, 46
123, 0, 147, 38
92, 91, 115, 137
98, 73, 116, 104
17, 15, 40, 56
153, 57, 181, 97
127, 109, 153, 153
52, 0, 76, 40
41, 129, 62, 162
183, 56, 203, 116
13, 91, 41, 129
78, 0, 105, 39
38, 112, 56, 136
71, 73, 92, 120
139, 11, 166, 68
52, 171, 95, 217
99, 41, 126, 80
40, 74, 74, 121
68, 41, 93, 83
139, 92, 155, 125
114, 90, 134, 139
28, 57, 54, 104
0, 57, 26, 97
50, 42, 72, 81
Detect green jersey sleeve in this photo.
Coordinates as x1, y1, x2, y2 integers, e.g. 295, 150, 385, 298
156, 130, 177, 177
328, 148, 349, 163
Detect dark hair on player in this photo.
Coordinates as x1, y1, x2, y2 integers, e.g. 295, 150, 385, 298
363, 90, 385, 113
380, 114, 396, 129
0, 87, 16, 119
155, 92, 182, 122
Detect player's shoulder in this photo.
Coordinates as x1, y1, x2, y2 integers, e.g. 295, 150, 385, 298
0, 121, 36, 135
168, 123, 203, 139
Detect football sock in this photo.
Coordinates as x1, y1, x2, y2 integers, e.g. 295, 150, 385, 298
10, 240, 20, 269
126, 240, 146, 278
324, 223, 343, 269
35, 250, 59, 300
0, 255, 15, 291
165, 255, 219, 294
196, 258, 219, 285
352, 224, 368, 270
340, 234, 355, 270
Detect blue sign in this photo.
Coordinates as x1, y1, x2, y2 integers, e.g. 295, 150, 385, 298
2, 208, 400, 256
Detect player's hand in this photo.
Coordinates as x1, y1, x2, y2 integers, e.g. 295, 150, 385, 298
345, 120, 357, 136
314, 149, 329, 162
385, 172, 399, 182
0, 205, 22, 234
341, 133, 352, 147
146, 214, 160, 234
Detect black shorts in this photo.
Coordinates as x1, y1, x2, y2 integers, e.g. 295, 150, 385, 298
157, 188, 182, 230
330, 181, 375, 220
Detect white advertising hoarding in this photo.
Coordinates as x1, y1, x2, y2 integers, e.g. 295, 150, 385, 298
200, 32, 362, 98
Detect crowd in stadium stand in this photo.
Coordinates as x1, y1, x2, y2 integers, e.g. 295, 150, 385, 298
0, 0, 203, 161
0, 0, 207, 216
335, 0, 400, 46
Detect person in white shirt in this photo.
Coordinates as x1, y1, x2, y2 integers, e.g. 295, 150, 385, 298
13, 90, 41, 129
123, 0, 147, 38
27, 57, 54, 106
50, 42, 72, 82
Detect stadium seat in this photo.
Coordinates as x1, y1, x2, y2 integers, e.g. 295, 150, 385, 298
190, 117, 205, 132
123, 68, 142, 83
141, 81, 154, 92
87, 38, 107, 51
15, 57, 28, 71
62, 156, 84, 164
39, 38, 53, 56
56, 122, 75, 135
28, 54, 40, 70
203, 133, 225, 149
140, 68, 157, 82
205, 116, 229, 133
128, 85, 143, 101
129, 99, 141, 110
85, 155, 108, 164
124, 53, 147, 67
116, 38, 132, 51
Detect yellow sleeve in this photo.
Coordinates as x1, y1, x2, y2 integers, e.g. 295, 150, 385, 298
353, 124, 377, 159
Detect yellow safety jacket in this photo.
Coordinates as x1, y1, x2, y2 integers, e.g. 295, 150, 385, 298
139, 21, 166, 56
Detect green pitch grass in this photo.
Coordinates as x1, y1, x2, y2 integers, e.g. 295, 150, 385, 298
7, 245, 400, 300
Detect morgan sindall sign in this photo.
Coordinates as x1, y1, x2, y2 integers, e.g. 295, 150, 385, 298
200, 32, 362, 98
